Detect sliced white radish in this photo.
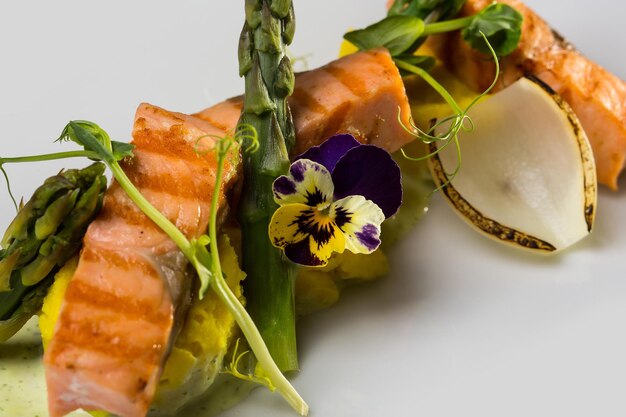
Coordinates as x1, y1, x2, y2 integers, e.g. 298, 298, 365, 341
429, 76, 597, 252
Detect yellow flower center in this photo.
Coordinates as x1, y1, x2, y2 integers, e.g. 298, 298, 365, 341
312, 206, 334, 225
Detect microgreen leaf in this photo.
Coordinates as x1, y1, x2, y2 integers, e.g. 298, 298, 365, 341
345, 1, 521, 60
57, 121, 134, 164
461, 3, 522, 56
71, 123, 110, 162
59, 121, 114, 163
111, 141, 135, 161
344, 15, 425, 56
388, 0, 466, 21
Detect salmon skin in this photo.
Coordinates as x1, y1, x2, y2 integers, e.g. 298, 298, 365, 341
429, 0, 626, 189
195, 48, 416, 155
44, 104, 241, 417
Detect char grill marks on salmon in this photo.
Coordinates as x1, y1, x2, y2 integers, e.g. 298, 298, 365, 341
195, 48, 416, 154
428, 0, 626, 189
44, 104, 241, 417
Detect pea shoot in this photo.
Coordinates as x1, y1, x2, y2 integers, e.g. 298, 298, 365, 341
344, 0, 522, 184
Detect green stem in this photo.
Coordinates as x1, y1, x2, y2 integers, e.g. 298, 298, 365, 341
209, 152, 306, 413
108, 163, 192, 256
208, 152, 225, 279
421, 15, 474, 36
0, 165, 17, 211
210, 271, 307, 414
400, 127, 459, 162
238, 0, 299, 373
110, 154, 307, 415
1, 151, 99, 164
239, 171, 298, 371
395, 59, 464, 114
1, 151, 100, 211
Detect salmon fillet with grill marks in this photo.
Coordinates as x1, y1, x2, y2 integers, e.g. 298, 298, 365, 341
44, 104, 241, 417
429, 0, 626, 189
44, 47, 414, 417
195, 48, 416, 155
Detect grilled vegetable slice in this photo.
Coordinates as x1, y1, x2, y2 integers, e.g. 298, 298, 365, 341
430, 76, 597, 252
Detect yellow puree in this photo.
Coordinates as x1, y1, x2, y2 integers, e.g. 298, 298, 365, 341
38, 237, 389, 398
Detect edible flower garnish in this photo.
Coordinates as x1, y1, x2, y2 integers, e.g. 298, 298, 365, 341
270, 134, 402, 267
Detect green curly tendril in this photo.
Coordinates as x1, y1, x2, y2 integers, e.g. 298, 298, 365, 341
397, 31, 501, 191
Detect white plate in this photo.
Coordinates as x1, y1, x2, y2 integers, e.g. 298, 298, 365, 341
1, 1, 625, 416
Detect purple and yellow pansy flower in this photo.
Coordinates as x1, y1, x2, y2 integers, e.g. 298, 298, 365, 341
269, 134, 402, 267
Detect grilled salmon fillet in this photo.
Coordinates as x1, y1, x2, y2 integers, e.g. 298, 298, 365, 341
44, 49, 413, 417
428, 0, 626, 189
195, 48, 416, 154
44, 104, 241, 417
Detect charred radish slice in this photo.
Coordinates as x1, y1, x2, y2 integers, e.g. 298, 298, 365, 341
429, 76, 597, 252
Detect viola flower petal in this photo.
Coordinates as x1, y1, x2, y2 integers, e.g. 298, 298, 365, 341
332, 195, 384, 254
332, 145, 402, 218
283, 231, 343, 267
295, 134, 361, 172
284, 239, 326, 267
271, 133, 404, 266
269, 203, 346, 267
269, 203, 311, 249
273, 159, 334, 208
305, 215, 346, 266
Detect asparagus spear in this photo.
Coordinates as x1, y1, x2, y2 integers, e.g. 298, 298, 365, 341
0, 277, 53, 342
237, 0, 299, 372
0, 163, 106, 341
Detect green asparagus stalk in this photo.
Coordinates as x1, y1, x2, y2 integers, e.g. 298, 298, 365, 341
237, 0, 299, 373
0, 277, 53, 342
0, 163, 106, 341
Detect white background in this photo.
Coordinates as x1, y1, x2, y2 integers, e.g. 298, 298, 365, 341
1, 1, 625, 416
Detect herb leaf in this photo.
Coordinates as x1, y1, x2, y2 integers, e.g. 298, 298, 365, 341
461, 3, 523, 56
67, 122, 113, 162
388, 0, 466, 21
344, 16, 425, 56
58, 121, 134, 164
111, 141, 135, 161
